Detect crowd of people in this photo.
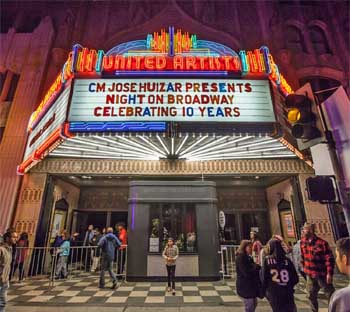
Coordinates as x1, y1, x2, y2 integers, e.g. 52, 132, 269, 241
51, 223, 128, 281
0, 228, 29, 285
235, 222, 350, 312
0, 222, 349, 312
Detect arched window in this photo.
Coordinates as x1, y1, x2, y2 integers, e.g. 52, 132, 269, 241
285, 26, 307, 53
16, 16, 41, 33
299, 77, 341, 102
309, 26, 332, 54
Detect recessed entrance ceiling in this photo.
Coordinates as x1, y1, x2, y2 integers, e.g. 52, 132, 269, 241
49, 133, 296, 161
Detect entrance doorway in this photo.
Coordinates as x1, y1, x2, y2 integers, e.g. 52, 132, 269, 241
73, 210, 128, 237
111, 212, 128, 230
278, 199, 297, 245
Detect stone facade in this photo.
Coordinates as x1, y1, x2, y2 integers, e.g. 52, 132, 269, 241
0, 0, 349, 234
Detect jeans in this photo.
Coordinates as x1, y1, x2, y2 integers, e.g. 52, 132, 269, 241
266, 294, 296, 312
0, 282, 9, 312
13, 262, 25, 281
166, 265, 176, 289
55, 255, 68, 278
117, 249, 126, 277
91, 256, 100, 272
306, 275, 335, 312
241, 297, 257, 312
99, 257, 116, 287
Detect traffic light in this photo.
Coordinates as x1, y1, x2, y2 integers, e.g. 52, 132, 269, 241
306, 176, 338, 203
286, 94, 321, 140
285, 83, 324, 150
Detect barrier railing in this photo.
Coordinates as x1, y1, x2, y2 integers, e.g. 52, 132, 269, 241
219, 244, 239, 282
10, 245, 128, 286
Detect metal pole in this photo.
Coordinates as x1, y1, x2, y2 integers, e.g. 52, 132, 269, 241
315, 94, 350, 235
124, 246, 128, 283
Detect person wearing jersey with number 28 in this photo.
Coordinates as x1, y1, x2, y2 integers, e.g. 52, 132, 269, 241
260, 238, 299, 312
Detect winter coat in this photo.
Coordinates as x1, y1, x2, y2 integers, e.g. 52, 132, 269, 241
260, 255, 299, 303
15, 239, 29, 263
98, 233, 121, 261
118, 228, 127, 249
162, 245, 179, 266
0, 243, 12, 284
236, 253, 261, 299
90, 233, 102, 257
292, 240, 303, 274
58, 240, 70, 257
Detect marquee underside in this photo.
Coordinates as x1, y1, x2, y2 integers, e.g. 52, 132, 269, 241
48, 133, 296, 161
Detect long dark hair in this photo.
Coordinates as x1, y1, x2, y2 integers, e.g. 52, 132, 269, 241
268, 239, 286, 261
20, 232, 28, 241
237, 240, 252, 255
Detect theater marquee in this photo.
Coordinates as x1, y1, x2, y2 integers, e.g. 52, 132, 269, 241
69, 79, 275, 123
18, 27, 302, 174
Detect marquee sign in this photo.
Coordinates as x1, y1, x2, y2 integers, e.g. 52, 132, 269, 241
27, 28, 293, 133
24, 85, 71, 159
18, 27, 298, 174
69, 79, 275, 123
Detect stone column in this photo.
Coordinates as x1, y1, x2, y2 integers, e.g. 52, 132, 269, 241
0, 17, 55, 233
127, 181, 219, 280
12, 172, 48, 246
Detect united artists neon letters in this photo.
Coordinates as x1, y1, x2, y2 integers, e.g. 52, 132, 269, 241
27, 28, 294, 132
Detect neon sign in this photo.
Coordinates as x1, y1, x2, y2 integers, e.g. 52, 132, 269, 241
26, 27, 294, 143
28, 54, 74, 132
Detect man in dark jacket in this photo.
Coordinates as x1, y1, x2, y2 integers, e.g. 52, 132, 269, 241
90, 228, 102, 272
97, 227, 121, 289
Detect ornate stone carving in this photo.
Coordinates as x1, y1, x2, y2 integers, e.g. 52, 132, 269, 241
20, 187, 43, 203
32, 158, 314, 175
79, 187, 129, 210
14, 220, 36, 236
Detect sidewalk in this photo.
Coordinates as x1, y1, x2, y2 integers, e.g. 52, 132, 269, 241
6, 273, 348, 311
6, 306, 329, 312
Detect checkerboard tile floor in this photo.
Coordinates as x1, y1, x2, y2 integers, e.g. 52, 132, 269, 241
7, 273, 348, 308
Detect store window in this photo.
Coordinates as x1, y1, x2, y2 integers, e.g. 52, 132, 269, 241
16, 16, 41, 33
0, 71, 7, 95
309, 26, 332, 55
299, 76, 341, 102
149, 203, 197, 253
5, 73, 20, 101
0, 73, 20, 145
285, 26, 307, 53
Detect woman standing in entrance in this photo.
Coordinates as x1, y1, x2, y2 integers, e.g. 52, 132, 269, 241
162, 238, 178, 295
250, 231, 263, 265
236, 240, 261, 312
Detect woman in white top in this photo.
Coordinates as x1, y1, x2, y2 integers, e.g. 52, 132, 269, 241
162, 238, 179, 295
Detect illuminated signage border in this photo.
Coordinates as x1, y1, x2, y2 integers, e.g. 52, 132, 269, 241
68, 79, 275, 124
19, 27, 299, 174
27, 27, 294, 131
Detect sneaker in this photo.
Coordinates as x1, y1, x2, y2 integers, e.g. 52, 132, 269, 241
172, 289, 175, 295
167, 287, 171, 292
98, 284, 105, 289
111, 280, 118, 289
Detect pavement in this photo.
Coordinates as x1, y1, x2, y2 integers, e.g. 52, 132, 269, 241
5, 273, 349, 311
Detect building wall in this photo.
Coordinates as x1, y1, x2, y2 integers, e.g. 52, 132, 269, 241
51, 178, 80, 235
0, 0, 349, 233
0, 18, 55, 232
12, 172, 47, 246
266, 179, 294, 237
